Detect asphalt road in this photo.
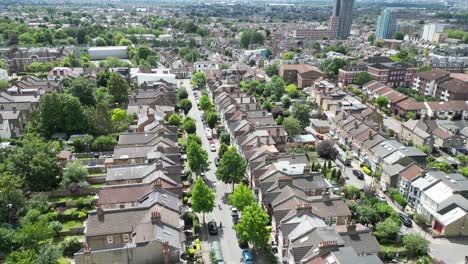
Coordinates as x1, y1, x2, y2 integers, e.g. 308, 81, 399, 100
182, 80, 244, 264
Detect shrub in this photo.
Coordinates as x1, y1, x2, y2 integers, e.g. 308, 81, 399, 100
394, 194, 408, 207
413, 213, 428, 228
362, 166, 372, 175
61, 237, 82, 257
48, 221, 63, 235
92, 135, 117, 151
192, 215, 200, 235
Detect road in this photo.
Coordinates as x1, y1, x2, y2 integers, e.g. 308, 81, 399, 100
181, 79, 243, 264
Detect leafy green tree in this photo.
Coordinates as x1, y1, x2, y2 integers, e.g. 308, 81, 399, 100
62, 161, 88, 188
92, 135, 117, 151
355, 72, 373, 86
240, 30, 265, 49
234, 204, 270, 249
283, 117, 302, 137
111, 108, 127, 122
206, 111, 220, 129
38, 93, 87, 135
0, 226, 16, 255
35, 244, 62, 264
177, 87, 188, 100
187, 141, 209, 175
291, 103, 311, 128
403, 234, 429, 257
179, 98, 193, 115
168, 113, 181, 126
0, 172, 24, 224
15, 218, 53, 248
5, 249, 37, 264
283, 52, 294, 60
96, 71, 110, 87
199, 94, 213, 112
218, 143, 229, 158
405, 112, 416, 120
191, 71, 207, 90
229, 183, 255, 211
320, 58, 347, 78
286, 84, 299, 98
265, 63, 279, 77
375, 96, 390, 108
107, 72, 129, 104
191, 178, 216, 224
393, 31, 405, 40
342, 185, 361, 200
216, 146, 247, 189
137, 45, 152, 60
5, 134, 61, 192
183, 117, 196, 134
65, 77, 96, 105
94, 37, 107, 46
266, 76, 286, 98
374, 218, 401, 242
367, 34, 376, 42
220, 133, 231, 145
261, 100, 273, 112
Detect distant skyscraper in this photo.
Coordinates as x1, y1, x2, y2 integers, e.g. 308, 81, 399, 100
333, 0, 354, 39
422, 23, 446, 42
375, 9, 398, 40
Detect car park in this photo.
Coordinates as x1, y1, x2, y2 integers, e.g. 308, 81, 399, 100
208, 220, 219, 235
352, 169, 364, 179
398, 213, 413, 227
242, 249, 254, 264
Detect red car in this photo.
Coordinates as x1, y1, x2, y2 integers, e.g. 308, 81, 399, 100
315, 133, 324, 140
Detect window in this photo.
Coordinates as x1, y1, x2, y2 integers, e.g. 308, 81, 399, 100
325, 217, 331, 225
107, 235, 114, 244
123, 234, 130, 242
332, 217, 338, 225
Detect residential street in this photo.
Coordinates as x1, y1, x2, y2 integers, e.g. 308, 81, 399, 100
182, 80, 243, 264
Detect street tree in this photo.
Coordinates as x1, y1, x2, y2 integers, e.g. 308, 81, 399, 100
403, 234, 430, 257
216, 146, 247, 190
283, 117, 302, 137
187, 141, 209, 176
191, 178, 216, 224
199, 94, 213, 112
317, 140, 339, 159
191, 71, 207, 90
218, 143, 229, 158
183, 117, 196, 134
234, 204, 270, 249
229, 183, 255, 211
206, 111, 219, 129
111, 108, 127, 122
107, 72, 129, 104
168, 113, 181, 126
291, 103, 311, 128
178, 98, 192, 115
177, 87, 188, 100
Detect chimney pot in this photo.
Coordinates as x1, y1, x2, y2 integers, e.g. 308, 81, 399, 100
97, 206, 104, 222
151, 211, 161, 224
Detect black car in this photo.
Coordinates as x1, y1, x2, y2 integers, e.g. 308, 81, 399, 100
208, 220, 219, 235
233, 216, 239, 225
353, 169, 364, 180
398, 213, 413, 227
215, 157, 220, 167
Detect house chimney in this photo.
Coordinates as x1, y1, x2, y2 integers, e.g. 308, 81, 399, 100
262, 111, 266, 117
256, 137, 261, 147
33, 91, 38, 98
291, 152, 295, 159
278, 176, 293, 187
296, 203, 313, 214
133, 95, 137, 102
12, 106, 16, 113
246, 104, 250, 111
276, 127, 280, 137
318, 240, 338, 255
97, 205, 104, 222
156, 160, 163, 170
346, 221, 356, 233
153, 179, 162, 190
47, 82, 51, 88
322, 190, 330, 200
151, 211, 161, 224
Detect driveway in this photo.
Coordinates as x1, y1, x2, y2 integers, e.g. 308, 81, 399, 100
183, 80, 243, 264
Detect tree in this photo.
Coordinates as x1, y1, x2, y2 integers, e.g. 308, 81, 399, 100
266, 76, 286, 98
286, 84, 299, 98
375, 96, 390, 108
5, 249, 37, 264
62, 161, 88, 188
187, 141, 209, 175
216, 146, 247, 189
403, 234, 429, 257
218, 143, 229, 159
405, 112, 416, 121
240, 30, 265, 49
191, 71, 207, 90
261, 100, 272, 112
65, 77, 96, 105
177, 87, 188, 100
283, 117, 302, 137
234, 204, 270, 249
183, 117, 197, 134
317, 140, 338, 159
38, 92, 87, 135
220, 133, 230, 145
367, 34, 376, 42
137, 45, 152, 60
111, 108, 127, 122
94, 37, 107, 46
179, 98, 193, 115
342, 185, 360, 200
15, 218, 53, 248
283, 52, 294, 60
35, 244, 62, 264
374, 218, 401, 242
92, 135, 117, 151
206, 111, 219, 129
191, 178, 215, 224
393, 31, 405, 40
107, 72, 129, 104
229, 183, 255, 211
355, 72, 373, 86
265, 63, 279, 77
291, 103, 311, 128
168, 113, 181, 126
0, 172, 24, 224
199, 94, 213, 112
320, 58, 347, 78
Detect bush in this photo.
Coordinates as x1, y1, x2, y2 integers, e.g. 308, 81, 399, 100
92, 135, 117, 151
192, 215, 200, 235
48, 221, 63, 235
394, 194, 408, 207
362, 166, 372, 175
61, 237, 82, 257
413, 213, 428, 228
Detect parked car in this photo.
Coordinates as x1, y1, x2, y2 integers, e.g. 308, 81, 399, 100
398, 213, 413, 227
231, 207, 239, 217
210, 143, 216, 152
208, 220, 219, 235
215, 157, 220, 166
376, 192, 387, 202
315, 133, 324, 140
353, 169, 364, 180
242, 249, 254, 264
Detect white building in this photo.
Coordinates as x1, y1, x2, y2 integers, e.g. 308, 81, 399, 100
133, 68, 176, 86
422, 24, 445, 42
88, 46, 128, 60
193, 61, 219, 72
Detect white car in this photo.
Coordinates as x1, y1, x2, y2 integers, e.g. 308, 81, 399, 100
376, 192, 387, 202
210, 143, 216, 152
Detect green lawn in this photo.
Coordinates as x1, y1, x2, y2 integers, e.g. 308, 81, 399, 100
59, 257, 71, 264
88, 172, 105, 177
49, 195, 95, 203
62, 220, 83, 231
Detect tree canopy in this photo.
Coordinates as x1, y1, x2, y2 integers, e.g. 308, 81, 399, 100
216, 146, 247, 189
187, 140, 209, 176
283, 117, 302, 137
191, 178, 216, 223
229, 183, 255, 212
234, 204, 270, 249
107, 72, 129, 104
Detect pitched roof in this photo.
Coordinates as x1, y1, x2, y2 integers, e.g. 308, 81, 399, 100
416, 68, 450, 81
400, 164, 424, 181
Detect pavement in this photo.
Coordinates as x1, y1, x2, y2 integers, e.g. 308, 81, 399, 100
182, 80, 244, 264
